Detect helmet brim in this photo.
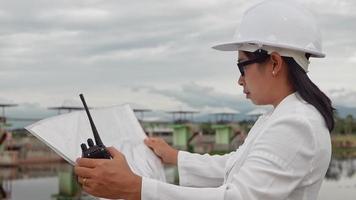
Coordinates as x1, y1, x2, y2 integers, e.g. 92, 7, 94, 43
212, 41, 325, 58
212, 42, 240, 51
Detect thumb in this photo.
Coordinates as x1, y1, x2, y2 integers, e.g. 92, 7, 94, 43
144, 138, 154, 148
106, 146, 123, 158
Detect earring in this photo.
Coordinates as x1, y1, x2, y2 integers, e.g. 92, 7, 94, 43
272, 71, 276, 76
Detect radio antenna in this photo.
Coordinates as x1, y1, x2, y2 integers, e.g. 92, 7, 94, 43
79, 94, 104, 146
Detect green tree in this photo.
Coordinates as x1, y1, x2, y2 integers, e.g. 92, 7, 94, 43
333, 112, 345, 134
344, 114, 354, 134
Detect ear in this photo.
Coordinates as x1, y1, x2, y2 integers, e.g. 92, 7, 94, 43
269, 52, 284, 76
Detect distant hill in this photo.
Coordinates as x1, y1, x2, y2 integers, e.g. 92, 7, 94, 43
4, 104, 356, 131
335, 105, 356, 118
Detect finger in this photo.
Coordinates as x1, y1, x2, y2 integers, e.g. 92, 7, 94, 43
144, 137, 155, 142
82, 185, 97, 198
82, 184, 90, 192
144, 138, 154, 147
77, 176, 89, 185
146, 137, 160, 146
74, 166, 93, 178
106, 146, 123, 158
76, 158, 99, 168
82, 181, 93, 194
158, 137, 168, 144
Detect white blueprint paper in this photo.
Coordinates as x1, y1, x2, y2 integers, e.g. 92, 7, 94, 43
25, 104, 166, 182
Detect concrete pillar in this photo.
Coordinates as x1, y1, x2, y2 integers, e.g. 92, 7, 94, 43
171, 124, 190, 150
52, 168, 80, 199
212, 124, 233, 151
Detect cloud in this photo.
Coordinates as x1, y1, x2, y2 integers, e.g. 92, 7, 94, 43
0, 0, 356, 126
138, 82, 254, 113
328, 88, 356, 106
348, 52, 356, 63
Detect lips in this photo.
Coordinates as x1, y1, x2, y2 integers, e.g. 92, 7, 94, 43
243, 89, 250, 98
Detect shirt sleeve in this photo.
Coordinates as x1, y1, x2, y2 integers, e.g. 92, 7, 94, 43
141, 115, 320, 200
178, 151, 234, 187
142, 177, 227, 200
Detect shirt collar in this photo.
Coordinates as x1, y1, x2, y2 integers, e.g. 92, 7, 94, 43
264, 92, 304, 119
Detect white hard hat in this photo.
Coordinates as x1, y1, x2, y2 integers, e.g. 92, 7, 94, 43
212, 0, 325, 72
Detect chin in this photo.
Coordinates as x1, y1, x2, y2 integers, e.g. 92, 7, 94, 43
250, 98, 265, 106
251, 101, 261, 105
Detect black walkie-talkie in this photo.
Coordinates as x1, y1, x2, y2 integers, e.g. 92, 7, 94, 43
79, 94, 111, 159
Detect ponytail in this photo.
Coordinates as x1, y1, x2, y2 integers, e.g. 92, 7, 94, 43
284, 57, 335, 132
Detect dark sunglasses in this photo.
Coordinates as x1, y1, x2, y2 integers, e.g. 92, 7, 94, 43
237, 49, 270, 76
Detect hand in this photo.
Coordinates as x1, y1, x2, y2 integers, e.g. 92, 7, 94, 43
74, 147, 141, 200
144, 137, 178, 165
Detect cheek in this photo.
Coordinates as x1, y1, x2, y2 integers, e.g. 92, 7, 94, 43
245, 76, 261, 91
245, 77, 266, 99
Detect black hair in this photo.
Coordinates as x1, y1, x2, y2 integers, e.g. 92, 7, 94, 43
243, 50, 335, 132
284, 56, 335, 132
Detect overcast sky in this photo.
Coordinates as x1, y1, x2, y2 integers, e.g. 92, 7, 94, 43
1, 0, 356, 122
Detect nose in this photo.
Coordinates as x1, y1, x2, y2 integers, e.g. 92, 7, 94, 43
238, 75, 244, 86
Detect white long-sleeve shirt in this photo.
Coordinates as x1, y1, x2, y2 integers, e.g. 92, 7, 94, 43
142, 93, 331, 200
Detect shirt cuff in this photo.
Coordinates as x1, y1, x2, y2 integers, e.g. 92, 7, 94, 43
141, 177, 158, 200
177, 151, 190, 186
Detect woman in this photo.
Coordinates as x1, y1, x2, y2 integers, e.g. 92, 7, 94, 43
75, 0, 333, 199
